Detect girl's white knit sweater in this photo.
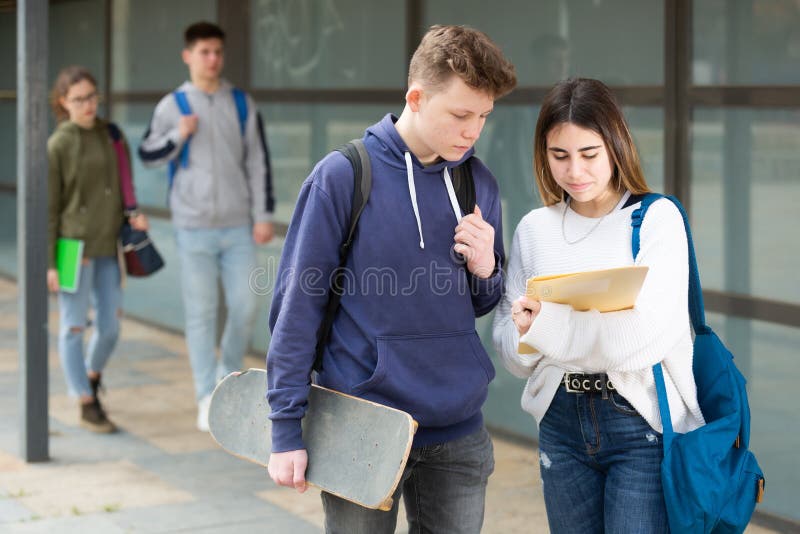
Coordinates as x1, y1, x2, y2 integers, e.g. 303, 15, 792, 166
493, 193, 705, 434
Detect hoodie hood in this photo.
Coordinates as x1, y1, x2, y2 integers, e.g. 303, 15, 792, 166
176, 78, 234, 96
365, 114, 473, 248
365, 114, 475, 174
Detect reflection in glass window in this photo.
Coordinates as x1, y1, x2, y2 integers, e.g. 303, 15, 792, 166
706, 313, 800, 521
0, 102, 15, 186
691, 108, 800, 302
694, 0, 800, 85
111, 103, 171, 208
424, 0, 663, 86
0, 12, 15, 90
250, 0, 405, 88
0, 193, 16, 276
111, 0, 216, 92
257, 103, 399, 222
50, 0, 106, 88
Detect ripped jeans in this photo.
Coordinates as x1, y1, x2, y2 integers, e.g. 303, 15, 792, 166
538, 384, 668, 534
58, 256, 122, 398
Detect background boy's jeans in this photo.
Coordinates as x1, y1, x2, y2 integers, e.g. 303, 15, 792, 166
321, 426, 494, 534
58, 256, 121, 398
538, 384, 668, 534
175, 225, 257, 401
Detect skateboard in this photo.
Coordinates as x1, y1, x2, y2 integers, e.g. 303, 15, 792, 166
208, 368, 418, 511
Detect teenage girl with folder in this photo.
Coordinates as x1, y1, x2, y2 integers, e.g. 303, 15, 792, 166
47, 66, 148, 432
493, 78, 704, 533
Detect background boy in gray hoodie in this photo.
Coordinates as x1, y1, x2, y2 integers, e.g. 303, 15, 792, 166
139, 21, 274, 431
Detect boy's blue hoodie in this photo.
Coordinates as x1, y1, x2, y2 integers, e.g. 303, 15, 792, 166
267, 114, 505, 452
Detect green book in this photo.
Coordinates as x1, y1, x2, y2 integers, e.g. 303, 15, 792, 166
56, 238, 84, 293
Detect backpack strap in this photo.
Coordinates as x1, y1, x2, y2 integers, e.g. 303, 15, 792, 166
167, 88, 249, 197
631, 192, 708, 443
232, 88, 248, 136
168, 91, 193, 189
107, 123, 137, 211
312, 139, 372, 372
630, 193, 707, 333
451, 157, 476, 215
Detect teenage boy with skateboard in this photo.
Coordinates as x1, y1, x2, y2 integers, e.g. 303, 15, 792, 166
267, 25, 516, 532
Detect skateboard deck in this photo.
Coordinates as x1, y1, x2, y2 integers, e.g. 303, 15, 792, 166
208, 368, 417, 510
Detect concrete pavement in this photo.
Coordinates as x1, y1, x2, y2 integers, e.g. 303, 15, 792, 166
0, 277, 780, 533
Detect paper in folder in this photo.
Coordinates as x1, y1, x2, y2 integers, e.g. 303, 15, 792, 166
518, 265, 649, 354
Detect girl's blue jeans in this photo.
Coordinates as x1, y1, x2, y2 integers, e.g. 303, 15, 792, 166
58, 256, 122, 398
539, 383, 669, 533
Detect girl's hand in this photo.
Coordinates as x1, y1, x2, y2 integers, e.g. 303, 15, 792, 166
511, 296, 541, 335
46, 269, 60, 293
129, 213, 149, 231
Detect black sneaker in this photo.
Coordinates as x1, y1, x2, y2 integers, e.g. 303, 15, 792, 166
80, 399, 116, 433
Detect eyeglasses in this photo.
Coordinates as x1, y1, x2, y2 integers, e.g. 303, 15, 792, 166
66, 92, 99, 106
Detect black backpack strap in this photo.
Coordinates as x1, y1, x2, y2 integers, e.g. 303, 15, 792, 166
107, 122, 122, 142
312, 139, 371, 372
451, 157, 476, 215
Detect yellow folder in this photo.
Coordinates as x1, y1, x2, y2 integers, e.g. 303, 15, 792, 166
517, 265, 649, 354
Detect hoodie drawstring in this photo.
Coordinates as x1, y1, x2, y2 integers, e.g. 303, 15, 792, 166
442, 167, 463, 223
405, 151, 425, 249
404, 151, 466, 250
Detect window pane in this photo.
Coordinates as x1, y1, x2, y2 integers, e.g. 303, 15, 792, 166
110, 103, 170, 208
50, 0, 106, 88
111, 0, 216, 92
475, 104, 539, 241
694, 0, 800, 85
250, 0, 406, 88
0, 12, 15, 91
691, 108, 800, 303
0, 193, 15, 277
707, 313, 800, 521
0, 101, 15, 186
424, 0, 664, 86
258, 103, 400, 222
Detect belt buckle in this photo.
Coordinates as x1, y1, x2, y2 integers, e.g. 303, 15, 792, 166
564, 373, 587, 393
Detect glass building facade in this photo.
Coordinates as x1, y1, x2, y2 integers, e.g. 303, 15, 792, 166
2, 0, 798, 524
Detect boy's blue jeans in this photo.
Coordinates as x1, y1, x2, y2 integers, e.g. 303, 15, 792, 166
175, 225, 257, 401
538, 384, 669, 533
321, 426, 494, 534
58, 256, 121, 397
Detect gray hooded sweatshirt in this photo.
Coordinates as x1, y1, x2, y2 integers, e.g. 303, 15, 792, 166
139, 79, 274, 228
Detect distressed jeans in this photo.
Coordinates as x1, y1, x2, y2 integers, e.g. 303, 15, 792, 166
538, 384, 669, 533
321, 426, 494, 534
58, 256, 122, 397
175, 225, 258, 401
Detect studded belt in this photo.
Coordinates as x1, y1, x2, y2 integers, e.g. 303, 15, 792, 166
563, 372, 615, 394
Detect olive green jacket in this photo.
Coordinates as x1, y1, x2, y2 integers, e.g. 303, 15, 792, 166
47, 118, 128, 268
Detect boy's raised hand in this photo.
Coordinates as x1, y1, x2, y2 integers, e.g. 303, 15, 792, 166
454, 205, 496, 279
178, 114, 198, 140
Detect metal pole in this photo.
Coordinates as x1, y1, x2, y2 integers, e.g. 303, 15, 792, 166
664, 0, 691, 203
17, 0, 50, 462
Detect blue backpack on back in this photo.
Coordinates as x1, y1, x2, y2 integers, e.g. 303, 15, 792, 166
632, 193, 765, 533
167, 87, 248, 191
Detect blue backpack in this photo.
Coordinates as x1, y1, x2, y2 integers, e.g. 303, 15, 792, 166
167, 87, 248, 191
632, 193, 765, 533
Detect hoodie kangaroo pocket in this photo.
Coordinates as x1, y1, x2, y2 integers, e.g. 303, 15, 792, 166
352, 330, 495, 427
